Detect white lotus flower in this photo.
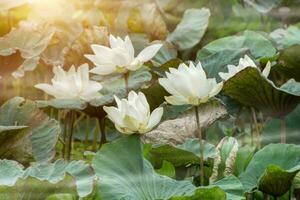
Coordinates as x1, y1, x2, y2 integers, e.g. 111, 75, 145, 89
158, 62, 223, 106
219, 55, 271, 80
35, 64, 102, 102
103, 91, 163, 134
85, 34, 162, 75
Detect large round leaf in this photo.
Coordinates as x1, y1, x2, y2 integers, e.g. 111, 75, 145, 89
222, 67, 300, 118
239, 144, 300, 196
92, 135, 197, 200
197, 31, 276, 80
197, 30, 276, 60
0, 97, 60, 164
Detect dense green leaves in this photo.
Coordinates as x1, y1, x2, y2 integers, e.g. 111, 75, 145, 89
167, 8, 210, 50
239, 144, 300, 196
222, 67, 300, 118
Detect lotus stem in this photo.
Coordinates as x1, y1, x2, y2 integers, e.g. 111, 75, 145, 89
59, 110, 65, 159
250, 115, 254, 146
195, 106, 204, 186
280, 117, 286, 143
153, 0, 168, 22
247, 193, 254, 200
84, 115, 90, 150
64, 110, 76, 161
263, 193, 269, 200
92, 119, 98, 151
98, 117, 107, 149
251, 108, 261, 149
124, 72, 129, 95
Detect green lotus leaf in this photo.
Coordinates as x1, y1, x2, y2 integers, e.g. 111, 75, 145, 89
212, 175, 246, 200
152, 42, 178, 66
243, 0, 281, 13
92, 135, 197, 200
37, 99, 87, 110
149, 138, 216, 168
234, 146, 256, 176
0, 126, 28, 133
45, 194, 76, 200
170, 176, 245, 200
167, 8, 210, 50
169, 186, 226, 200
0, 97, 60, 164
0, 160, 24, 186
210, 137, 239, 182
277, 45, 300, 82
0, 159, 94, 198
222, 67, 300, 118
155, 161, 176, 178
197, 30, 276, 60
262, 104, 300, 144
270, 26, 300, 49
199, 49, 248, 81
90, 68, 152, 107
239, 143, 300, 196
0, 21, 55, 78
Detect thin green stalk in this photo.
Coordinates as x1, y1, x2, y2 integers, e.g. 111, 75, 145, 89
98, 117, 107, 149
124, 71, 129, 95
280, 117, 286, 143
84, 115, 90, 150
195, 106, 204, 186
65, 110, 75, 161
263, 193, 269, 200
92, 119, 98, 151
250, 113, 254, 147
251, 107, 261, 149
